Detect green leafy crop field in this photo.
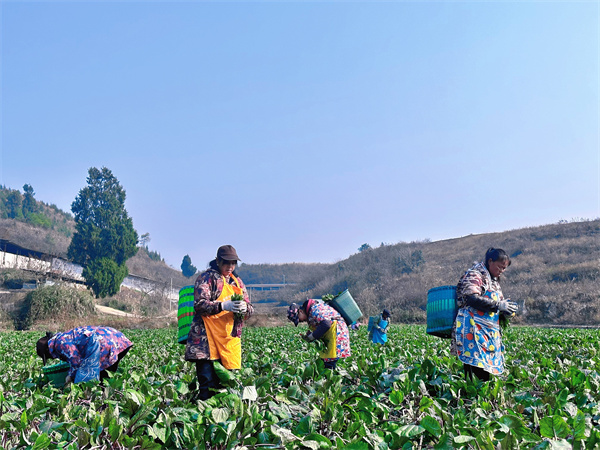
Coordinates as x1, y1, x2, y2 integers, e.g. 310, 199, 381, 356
1, 325, 599, 449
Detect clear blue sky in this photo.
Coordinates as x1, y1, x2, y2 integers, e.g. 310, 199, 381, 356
1, 1, 598, 268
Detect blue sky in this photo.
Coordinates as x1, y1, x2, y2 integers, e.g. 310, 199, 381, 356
1, 1, 598, 268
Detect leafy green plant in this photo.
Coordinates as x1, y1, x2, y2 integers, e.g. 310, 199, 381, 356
1, 323, 600, 448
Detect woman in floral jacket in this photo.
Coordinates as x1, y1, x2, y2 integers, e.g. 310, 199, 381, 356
36, 326, 132, 384
287, 299, 350, 370
451, 248, 518, 381
185, 245, 253, 400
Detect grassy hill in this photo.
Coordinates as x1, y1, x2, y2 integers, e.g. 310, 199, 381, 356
237, 219, 600, 326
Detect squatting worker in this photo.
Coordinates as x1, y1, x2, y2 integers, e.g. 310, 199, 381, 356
369, 308, 391, 345
451, 248, 518, 381
287, 299, 350, 370
184, 245, 253, 400
36, 326, 133, 384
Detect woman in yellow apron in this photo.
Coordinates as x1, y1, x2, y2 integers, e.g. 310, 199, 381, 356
185, 245, 253, 400
287, 299, 351, 370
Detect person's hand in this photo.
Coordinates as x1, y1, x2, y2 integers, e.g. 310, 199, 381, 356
302, 332, 315, 342
376, 326, 383, 332
222, 300, 245, 313
498, 300, 518, 315
64, 375, 73, 386
234, 300, 248, 314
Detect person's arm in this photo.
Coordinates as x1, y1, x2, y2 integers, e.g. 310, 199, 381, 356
464, 293, 499, 312
309, 319, 333, 340
194, 272, 223, 316
376, 315, 387, 332
458, 268, 498, 312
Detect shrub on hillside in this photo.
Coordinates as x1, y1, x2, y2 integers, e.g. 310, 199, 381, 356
22, 284, 95, 328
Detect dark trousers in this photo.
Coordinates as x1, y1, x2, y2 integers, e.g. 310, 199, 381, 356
100, 347, 131, 382
323, 358, 338, 370
463, 363, 490, 382
195, 360, 222, 400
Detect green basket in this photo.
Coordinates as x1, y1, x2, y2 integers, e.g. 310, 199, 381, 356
177, 285, 195, 344
42, 361, 70, 387
327, 289, 363, 325
426, 285, 458, 339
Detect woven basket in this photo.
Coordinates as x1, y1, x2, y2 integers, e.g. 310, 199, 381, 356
426, 285, 457, 339
42, 361, 70, 387
177, 285, 194, 344
327, 289, 363, 325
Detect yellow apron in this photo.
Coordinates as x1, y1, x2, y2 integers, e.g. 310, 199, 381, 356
203, 275, 244, 369
318, 321, 338, 359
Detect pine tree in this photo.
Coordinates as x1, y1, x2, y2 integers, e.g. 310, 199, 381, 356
68, 167, 138, 297
181, 254, 198, 278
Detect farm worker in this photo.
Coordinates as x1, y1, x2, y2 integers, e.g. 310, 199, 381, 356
287, 299, 350, 370
451, 248, 518, 381
369, 309, 391, 345
35, 326, 133, 384
184, 245, 253, 400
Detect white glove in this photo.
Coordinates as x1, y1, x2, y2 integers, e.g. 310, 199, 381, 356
222, 300, 245, 313
498, 300, 518, 315
235, 301, 248, 314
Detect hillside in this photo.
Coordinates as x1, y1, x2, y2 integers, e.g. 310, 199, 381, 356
1, 185, 598, 326
237, 219, 600, 326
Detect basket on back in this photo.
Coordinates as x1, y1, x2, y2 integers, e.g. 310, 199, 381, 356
326, 289, 363, 325
426, 285, 458, 338
177, 285, 194, 344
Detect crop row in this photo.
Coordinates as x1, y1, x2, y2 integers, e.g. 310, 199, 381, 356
0, 325, 599, 449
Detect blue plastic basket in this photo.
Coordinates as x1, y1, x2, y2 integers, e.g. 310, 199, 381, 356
327, 289, 363, 325
426, 285, 457, 339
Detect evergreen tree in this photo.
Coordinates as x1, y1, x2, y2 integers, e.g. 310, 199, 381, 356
358, 243, 372, 252
68, 167, 138, 298
181, 254, 198, 278
22, 184, 37, 218
6, 190, 23, 220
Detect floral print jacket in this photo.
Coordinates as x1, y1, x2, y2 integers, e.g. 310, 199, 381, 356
48, 326, 133, 379
184, 269, 253, 361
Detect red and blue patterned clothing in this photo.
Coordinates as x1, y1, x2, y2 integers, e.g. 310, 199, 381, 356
48, 326, 132, 382
451, 262, 506, 375
306, 301, 351, 362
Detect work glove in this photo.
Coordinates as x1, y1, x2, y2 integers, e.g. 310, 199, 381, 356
498, 300, 518, 315
376, 326, 384, 333
235, 301, 248, 314
302, 332, 315, 342
222, 300, 245, 313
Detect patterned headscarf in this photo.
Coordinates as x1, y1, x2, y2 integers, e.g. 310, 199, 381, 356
287, 303, 300, 326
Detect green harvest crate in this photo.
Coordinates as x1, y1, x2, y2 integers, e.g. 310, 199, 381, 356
327, 289, 363, 325
426, 285, 458, 339
177, 285, 195, 344
42, 361, 70, 387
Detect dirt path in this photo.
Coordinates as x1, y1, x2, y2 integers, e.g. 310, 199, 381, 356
95, 304, 140, 317
94, 304, 177, 319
